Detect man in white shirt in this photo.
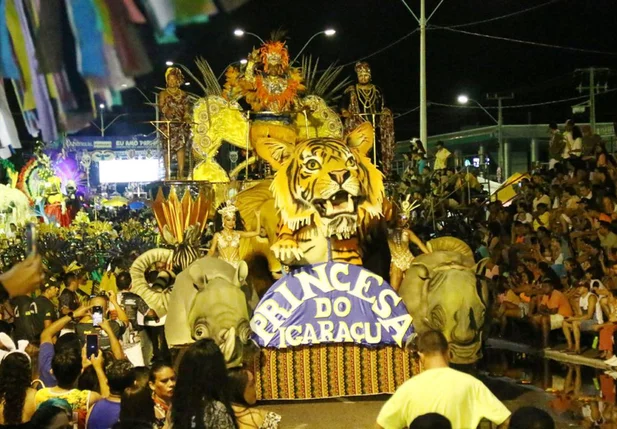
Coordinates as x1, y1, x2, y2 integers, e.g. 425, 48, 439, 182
375, 331, 511, 429
532, 186, 551, 212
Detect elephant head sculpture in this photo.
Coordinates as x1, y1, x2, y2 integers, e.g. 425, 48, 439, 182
398, 237, 488, 365
164, 256, 257, 368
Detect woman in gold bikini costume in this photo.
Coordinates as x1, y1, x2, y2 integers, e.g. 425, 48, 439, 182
208, 200, 261, 268
388, 196, 429, 292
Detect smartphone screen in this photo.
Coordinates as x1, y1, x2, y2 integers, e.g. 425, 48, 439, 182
25, 223, 37, 256
92, 306, 103, 327
86, 334, 98, 359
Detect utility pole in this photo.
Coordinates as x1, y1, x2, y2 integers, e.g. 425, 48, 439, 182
399, 0, 445, 147
575, 67, 609, 132
486, 93, 514, 178
419, 0, 427, 145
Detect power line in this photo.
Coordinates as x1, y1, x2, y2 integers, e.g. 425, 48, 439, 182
341, 29, 418, 67
442, 0, 564, 29
394, 105, 420, 119
430, 26, 617, 56
428, 88, 617, 110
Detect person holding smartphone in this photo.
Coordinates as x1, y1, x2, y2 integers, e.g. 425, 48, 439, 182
75, 292, 129, 354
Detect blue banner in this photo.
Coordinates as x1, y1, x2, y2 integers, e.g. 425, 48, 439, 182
250, 262, 414, 349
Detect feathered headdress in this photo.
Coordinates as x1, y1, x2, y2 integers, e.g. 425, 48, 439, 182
397, 195, 421, 219
217, 200, 238, 218
260, 41, 289, 73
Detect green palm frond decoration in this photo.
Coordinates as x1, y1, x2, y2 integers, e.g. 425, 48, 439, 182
270, 28, 287, 42
301, 55, 351, 105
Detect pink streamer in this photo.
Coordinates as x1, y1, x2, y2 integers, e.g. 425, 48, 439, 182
122, 0, 146, 24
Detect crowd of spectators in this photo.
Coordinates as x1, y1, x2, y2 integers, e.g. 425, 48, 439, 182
401, 121, 617, 361
0, 259, 282, 429
0, 118, 607, 428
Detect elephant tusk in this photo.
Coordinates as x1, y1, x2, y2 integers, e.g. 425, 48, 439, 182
219, 327, 237, 363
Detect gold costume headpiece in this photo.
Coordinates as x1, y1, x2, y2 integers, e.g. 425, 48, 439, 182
218, 200, 238, 218
260, 41, 289, 72
397, 195, 420, 219
355, 62, 371, 74
165, 67, 184, 83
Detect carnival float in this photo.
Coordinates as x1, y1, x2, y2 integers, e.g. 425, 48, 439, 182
0, 32, 488, 401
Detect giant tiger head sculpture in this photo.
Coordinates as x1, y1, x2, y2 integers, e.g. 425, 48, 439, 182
254, 123, 384, 240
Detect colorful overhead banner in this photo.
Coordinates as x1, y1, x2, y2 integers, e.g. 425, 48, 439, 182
250, 262, 414, 349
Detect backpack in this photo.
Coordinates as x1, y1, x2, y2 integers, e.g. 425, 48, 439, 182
12, 296, 42, 343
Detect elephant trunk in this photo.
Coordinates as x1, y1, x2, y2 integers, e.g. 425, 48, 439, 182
451, 306, 477, 345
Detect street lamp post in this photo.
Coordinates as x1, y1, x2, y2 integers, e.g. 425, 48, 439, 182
400, 0, 446, 147
92, 104, 128, 137
458, 94, 515, 179
457, 95, 498, 123
292, 29, 336, 63
419, 0, 427, 147
233, 29, 265, 44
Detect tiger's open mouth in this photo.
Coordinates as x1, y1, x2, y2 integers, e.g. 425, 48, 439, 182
313, 191, 362, 219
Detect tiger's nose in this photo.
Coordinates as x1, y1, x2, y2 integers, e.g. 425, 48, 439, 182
329, 170, 350, 185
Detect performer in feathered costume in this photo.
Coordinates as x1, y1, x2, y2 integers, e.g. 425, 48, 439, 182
208, 200, 261, 268
223, 33, 305, 155
387, 195, 429, 292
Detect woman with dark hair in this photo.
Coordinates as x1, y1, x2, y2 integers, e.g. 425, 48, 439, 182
0, 353, 36, 426
119, 385, 157, 428
595, 143, 617, 169
29, 398, 73, 429
566, 121, 583, 159
169, 339, 236, 429
86, 360, 135, 429
148, 361, 176, 427
228, 368, 281, 429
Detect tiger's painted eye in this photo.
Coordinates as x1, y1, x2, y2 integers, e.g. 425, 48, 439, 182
346, 157, 357, 168
305, 159, 321, 170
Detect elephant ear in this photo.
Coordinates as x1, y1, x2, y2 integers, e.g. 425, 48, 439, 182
189, 264, 208, 290
427, 237, 473, 258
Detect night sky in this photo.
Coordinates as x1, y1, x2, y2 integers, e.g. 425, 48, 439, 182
94, 0, 617, 139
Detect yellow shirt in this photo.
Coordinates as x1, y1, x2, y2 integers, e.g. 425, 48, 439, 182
434, 148, 451, 170
533, 212, 550, 231
35, 388, 92, 429
376, 367, 511, 429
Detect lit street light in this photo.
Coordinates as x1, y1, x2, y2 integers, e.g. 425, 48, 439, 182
233, 28, 265, 44
99, 103, 105, 109
457, 95, 469, 104
457, 95, 497, 124
240, 59, 248, 65
165, 61, 174, 66
292, 29, 337, 63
